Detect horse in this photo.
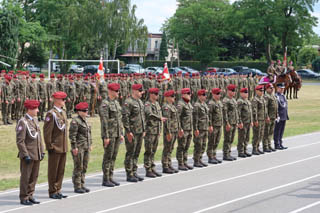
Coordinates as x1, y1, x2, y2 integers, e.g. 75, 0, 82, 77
273, 73, 291, 94
286, 70, 302, 99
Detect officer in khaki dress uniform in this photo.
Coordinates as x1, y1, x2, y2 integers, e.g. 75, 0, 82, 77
16, 100, 44, 205
43, 91, 68, 199
144, 88, 166, 178
122, 84, 146, 182
69, 102, 92, 193
99, 83, 124, 187
207, 88, 223, 164
162, 90, 180, 174
237, 88, 253, 158
192, 89, 210, 167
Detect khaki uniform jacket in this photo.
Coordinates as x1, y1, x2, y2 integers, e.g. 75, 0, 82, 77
43, 107, 68, 153
16, 115, 44, 160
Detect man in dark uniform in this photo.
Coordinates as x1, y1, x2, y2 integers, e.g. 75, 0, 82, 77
274, 83, 289, 150
16, 100, 44, 205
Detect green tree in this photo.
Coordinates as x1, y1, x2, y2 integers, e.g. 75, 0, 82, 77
297, 47, 318, 66
312, 56, 320, 72
159, 31, 168, 60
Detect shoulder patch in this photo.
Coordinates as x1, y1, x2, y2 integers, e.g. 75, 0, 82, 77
45, 116, 50, 122
17, 126, 23, 131
72, 120, 77, 124
145, 103, 150, 107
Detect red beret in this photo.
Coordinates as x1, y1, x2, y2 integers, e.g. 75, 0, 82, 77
39, 74, 45, 78
52, 91, 67, 99
76, 74, 81, 78
212, 88, 221, 94
50, 73, 55, 78
255, 85, 264, 91
5, 75, 12, 81
31, 74, 36, 79
132, 84, 143, 90
57, 74, 63, 79
24, 100, 40, 110
84, 76, 89, 80
197, 89, 206, 96
192, 73, 196, 77
69, 76, 74, 80
75, 102, 89, 110
13, 74, 17, 79
1, 70, 6, 73
164, 90, 175, 97
240, 88, 248, 93
181, 88, 191, 94
149, 88, 159, 94
108, 83, 120, 91
266, 83, 273, 89
227, 84, 236, 91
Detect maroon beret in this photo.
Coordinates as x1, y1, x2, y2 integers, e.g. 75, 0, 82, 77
69, 75, 74, 80
212, 88, 221, 94
84, 76, 89, 80
149, 88, 159, 94
24, 100, 40, 110
132, 84, 143, 90
164, 90, 175, 97
5, 75, 12, 81
13, 74, 17, 79
181, 88, 191, 94
31, 74, 36, 79
108, 83, 120, 91
265, 83, 273, 89
50, 73, 55, 78
197, 89, 206, 96
57, 74, 63, 79
75, 102, 89, 110
39, 73, 45, 78
255, 85, 264, 91
52, 91, 67, 99
1, 70, 6, 73
227, 84, 236, 91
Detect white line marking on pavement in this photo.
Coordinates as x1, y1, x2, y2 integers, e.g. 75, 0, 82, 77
193, 173, 320, 213
288, 200, 320, 213
93, 154, 320, 213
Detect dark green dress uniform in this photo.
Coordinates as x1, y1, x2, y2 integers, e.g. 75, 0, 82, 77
122, 97, 146, 179
144, 100, 162, 174
99, 97, 123, 184
192, 100, 209, 165
237, 97, 253, 156
162, 102, 180, 172
69, 115, 92, 191
263, 92, 278, 151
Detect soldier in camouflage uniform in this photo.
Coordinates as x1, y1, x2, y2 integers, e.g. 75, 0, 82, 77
222, 84, 240, 161
55, 74, 64, 92
14, 73, 27, 121
207, 88, 223, 164
46, 74, 56, 111
174, 72, 184, 101
74, 75, 82, 106
65, 76, 76, 118
144, 88, 166, 178
237, 88, 253, 158
99, 83, 124, 187
37, 74, 47, 121
122, 84, 146, 182
69, 102, 92, 193
119, 74, 128, 106
81, 76, 91, 106
162, 90, 179, 174
1, 75, 14, 125
251, 85, 269, 155
263, 83, 278, 152
27, 74, 38, 100
192, 89, 210, 167
176, 88, 193, 171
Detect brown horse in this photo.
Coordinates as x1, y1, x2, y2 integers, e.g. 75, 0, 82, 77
274, 73, 291, 94
286, 70, 302, 99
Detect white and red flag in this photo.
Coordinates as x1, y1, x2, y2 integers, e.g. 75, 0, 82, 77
162, 62, 170, 82
97, 55, 104, 82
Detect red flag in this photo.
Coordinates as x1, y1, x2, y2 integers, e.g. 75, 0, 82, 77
283, 46, 287, 67
162, 63, 170, 81
98, 56, 103, 71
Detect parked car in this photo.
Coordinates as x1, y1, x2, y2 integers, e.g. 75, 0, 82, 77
238, 68, 267, 77
296, 69, 320, 79
206, 67, 219, 73
169, 67, 188, 75
217, 68, 237, 76
69, 65, 84, 73
232, 66, 249, 72
145, 67, 163, 75
121, 64, 145, 74
26, 64, 41, 73
179, 66, 199, 75
83, 65, 99, 75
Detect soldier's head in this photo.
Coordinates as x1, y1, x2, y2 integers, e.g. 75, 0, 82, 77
164, 90, 175, 104
69, 75, 74, 82
108, 83, 120, 99
40, 74, 45, 81
132, 84, 144, 99
240, 88, 249, 99
212, 88, 221, 101
265, 83, 274, 94
149, 88, 159, 102
75, 102, 89, 118
181, 88, 191, 102
50, 73, 55, 81
227, 84, 236, 97
255, 85, 264, 97
4, 75, 11, 84
52, 91, 67, 108
197, 89, 207, 102
31, 74, 36, 82
24, 100, 40, 117
276, 83, 285, 94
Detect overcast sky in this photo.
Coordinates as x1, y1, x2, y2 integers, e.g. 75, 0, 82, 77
131, 0, 320, 35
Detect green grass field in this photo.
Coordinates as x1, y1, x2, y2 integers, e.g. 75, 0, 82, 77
0, 84, 319, 191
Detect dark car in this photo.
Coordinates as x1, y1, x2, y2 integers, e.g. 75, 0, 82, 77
169, 67, 188, 75
232, 66, 249, 72
83, 65, 99, 75
217, 68, 237, 76
296, 69, 320, 79
179, 66, 199, 75
238, 68, 267, 77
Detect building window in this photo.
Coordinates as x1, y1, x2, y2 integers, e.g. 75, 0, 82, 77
155, 41, 158, 49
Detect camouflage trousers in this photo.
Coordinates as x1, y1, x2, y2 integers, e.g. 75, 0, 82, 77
223, 124, 237, 157
124, 133, 144, 177
263, 120, 275, 149
1, 102, 12, 124
177, 130, 192, 165
162, 132, 178, 169
207, 126, 222, 159
193, 130, 208, 163
144, 134, 160, 172
252, 121, 265, 150
47, 100, 54, 112
15, 99, 25, 121
237, 123, 251, 154
102, 137, 121, 182
66, 99, 75, 118
72, 148, 90, 189
38, 100, 46, 120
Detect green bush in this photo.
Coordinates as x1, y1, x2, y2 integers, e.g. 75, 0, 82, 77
312, 56, 320, 73
297, 47, 318, 66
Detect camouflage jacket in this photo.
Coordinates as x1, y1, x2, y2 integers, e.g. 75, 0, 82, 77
222, 96, 239, 125
208, 99, 224, 127
69, 115, 92, 150
264, 93, 278, 119
122, 97, 145, 134
162, 103, 180, 134
193, 100, 210, 131
237, 97, 253, 124
252, 95, 268, 122
177, 99, 193, 131
144, 100, 162, 135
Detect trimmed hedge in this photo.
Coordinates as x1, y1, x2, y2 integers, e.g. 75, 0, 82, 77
141, 60, 269, 72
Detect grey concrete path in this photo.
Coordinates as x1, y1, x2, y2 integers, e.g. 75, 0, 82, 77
1, 132, 320, 213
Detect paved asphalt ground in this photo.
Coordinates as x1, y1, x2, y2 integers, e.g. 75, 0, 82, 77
1, 132, 320, 213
